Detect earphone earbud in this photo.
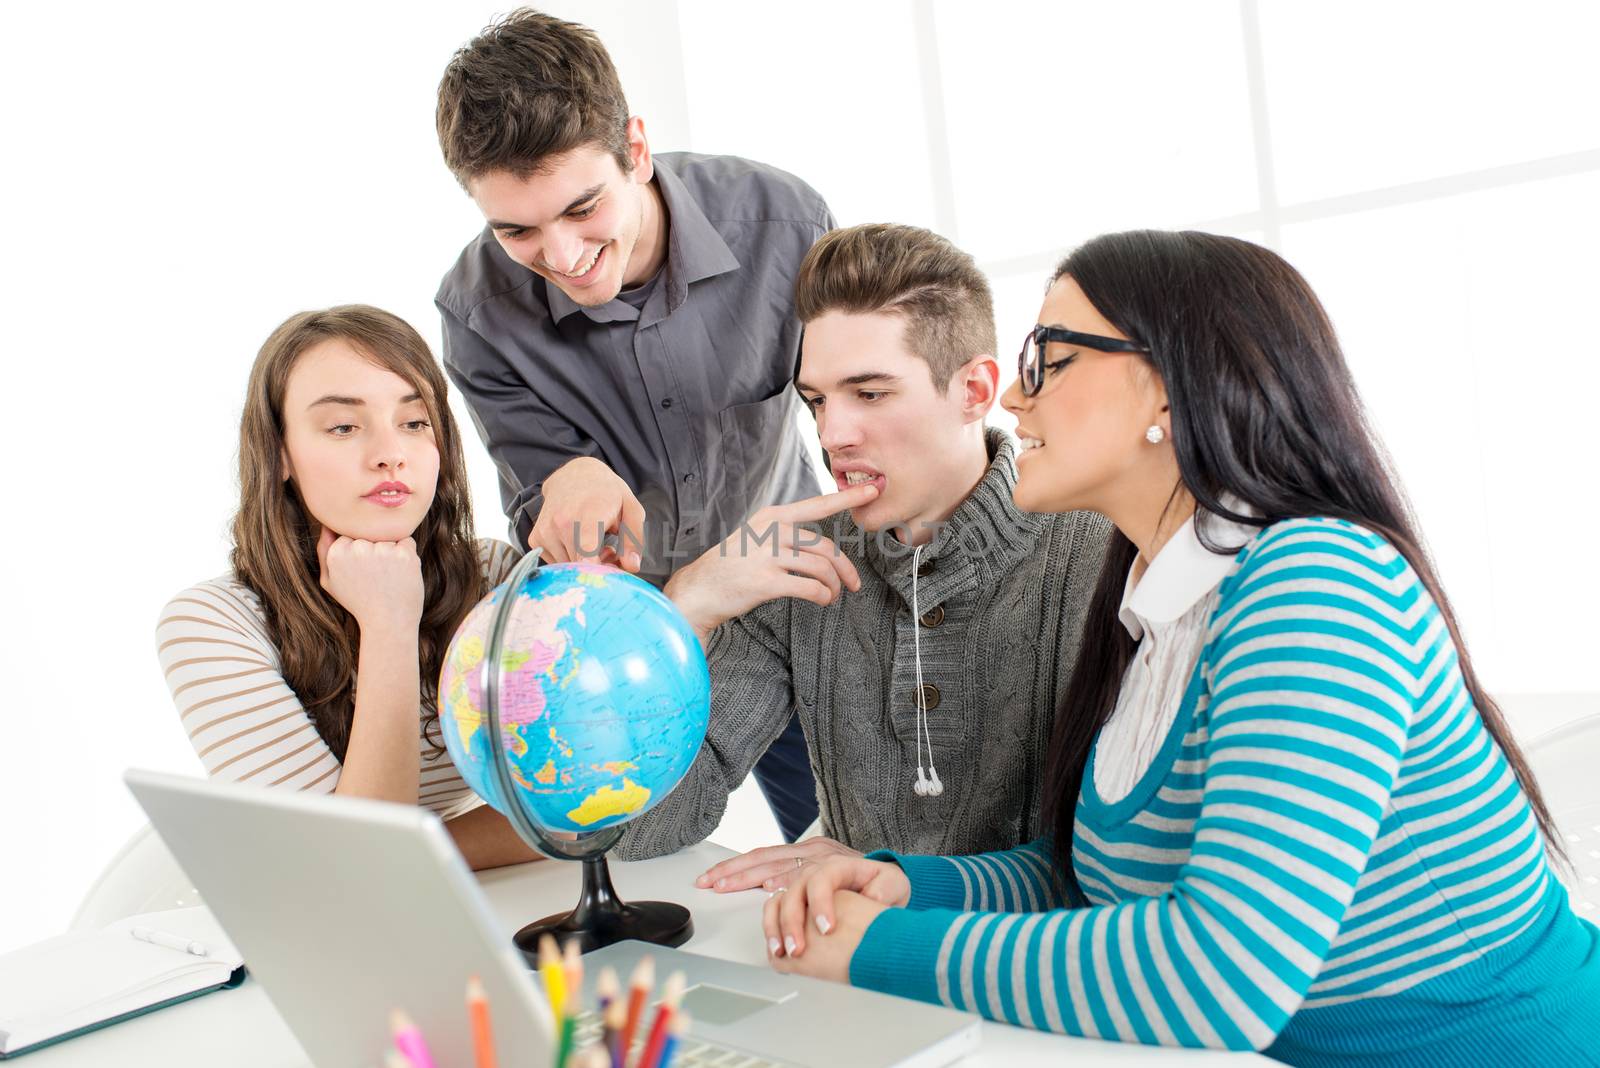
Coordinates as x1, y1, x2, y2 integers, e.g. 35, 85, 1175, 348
908, 544, 943, 801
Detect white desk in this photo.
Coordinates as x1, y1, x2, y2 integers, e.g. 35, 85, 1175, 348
30, 843, 1265, 1067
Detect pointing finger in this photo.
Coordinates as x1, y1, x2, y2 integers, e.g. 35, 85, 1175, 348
776, 483, 879, 525
617, 492, 647, 574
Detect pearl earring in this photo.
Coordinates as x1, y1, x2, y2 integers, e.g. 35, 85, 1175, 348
1145, 425, 1165, 444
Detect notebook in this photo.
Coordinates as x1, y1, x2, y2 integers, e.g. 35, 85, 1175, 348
0, 906, 245, 1059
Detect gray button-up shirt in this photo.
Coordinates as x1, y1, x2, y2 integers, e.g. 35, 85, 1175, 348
437, 152, 833, 587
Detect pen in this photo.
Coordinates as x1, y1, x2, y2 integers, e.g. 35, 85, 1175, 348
130, 926, 209, 957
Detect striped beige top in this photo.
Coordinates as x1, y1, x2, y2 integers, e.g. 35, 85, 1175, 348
155, 539, 520, 819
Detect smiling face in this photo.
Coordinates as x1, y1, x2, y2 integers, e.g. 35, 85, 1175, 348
798, 309, 995, 541
1001, 275, 1174, 517
279, 338, 441, 541
469, 122, 663, 307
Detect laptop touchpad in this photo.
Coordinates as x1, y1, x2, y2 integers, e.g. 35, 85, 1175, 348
680, 983, 788, 1025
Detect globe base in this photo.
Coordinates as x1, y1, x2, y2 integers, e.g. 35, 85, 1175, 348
513, 855, 694, 957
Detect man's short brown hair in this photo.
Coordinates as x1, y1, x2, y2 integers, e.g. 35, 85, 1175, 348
794, 224, 996, 391
436, 8, 631, 188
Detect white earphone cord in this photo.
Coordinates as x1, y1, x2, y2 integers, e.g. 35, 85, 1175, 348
910, 545, 942, 797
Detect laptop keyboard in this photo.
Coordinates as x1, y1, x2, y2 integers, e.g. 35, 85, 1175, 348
1559, 802, 1600, 917
573, 1010, 790, 1068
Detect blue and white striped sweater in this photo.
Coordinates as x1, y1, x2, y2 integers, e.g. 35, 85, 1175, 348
852, 518, 1600, 1066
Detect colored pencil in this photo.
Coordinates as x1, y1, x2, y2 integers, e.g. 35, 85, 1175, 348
466, 975, 497, 1068
389, 1009, 437, 1068
637, 972, 685, 1068
554, 1010, 577, 1068
595, 966, 620, 1014
603, 992, 627, 1068
619, 956, 654, 1063
562, 937, 584, 1000
657, 1011, 690, 1068
538, 934, 568, 1020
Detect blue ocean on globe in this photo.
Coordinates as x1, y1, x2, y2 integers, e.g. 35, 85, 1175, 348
438, 560, 711, 834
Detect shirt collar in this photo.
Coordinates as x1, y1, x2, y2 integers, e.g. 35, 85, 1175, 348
1118, 502, 1258, 640
545, 156, 741, 326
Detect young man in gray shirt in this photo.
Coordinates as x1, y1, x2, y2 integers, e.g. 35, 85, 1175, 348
433, 10, 832, 841
617, 224, 1111, 889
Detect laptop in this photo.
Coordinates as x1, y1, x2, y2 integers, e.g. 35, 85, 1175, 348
125, 770, 981, 1068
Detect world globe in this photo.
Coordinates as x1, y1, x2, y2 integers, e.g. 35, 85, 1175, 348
438, 558, 711, 838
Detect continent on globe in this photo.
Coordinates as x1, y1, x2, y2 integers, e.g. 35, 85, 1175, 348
566, 778, 652, 826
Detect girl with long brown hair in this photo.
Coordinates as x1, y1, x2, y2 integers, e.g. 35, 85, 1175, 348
157, 305, 538, 868
760, 231, 1599, 1064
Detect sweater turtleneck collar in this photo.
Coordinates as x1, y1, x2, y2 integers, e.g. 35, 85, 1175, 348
863, 427, 1044, 608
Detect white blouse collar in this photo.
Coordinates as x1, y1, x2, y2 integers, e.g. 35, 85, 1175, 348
1118, 504, 1259, 640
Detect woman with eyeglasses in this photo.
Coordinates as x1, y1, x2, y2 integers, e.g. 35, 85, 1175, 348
760, 231, 1600, 1064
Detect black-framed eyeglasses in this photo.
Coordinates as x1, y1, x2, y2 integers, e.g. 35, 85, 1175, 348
1017, 325, 1149, 397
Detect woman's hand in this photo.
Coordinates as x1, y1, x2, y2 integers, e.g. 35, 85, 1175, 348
760, 855, 910, 969
316, 526, 424, 632
694, 836, 864, 893
763, 887, 889, 983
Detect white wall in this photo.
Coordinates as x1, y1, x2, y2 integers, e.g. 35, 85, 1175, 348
2, 1, 1595, 954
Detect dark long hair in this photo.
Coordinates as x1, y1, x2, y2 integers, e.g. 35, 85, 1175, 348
1040, 230, 1565, 890
231, 306, 484, 762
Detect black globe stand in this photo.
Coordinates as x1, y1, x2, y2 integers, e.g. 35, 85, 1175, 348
483, 550, 695, 960
512, 855, 693, 959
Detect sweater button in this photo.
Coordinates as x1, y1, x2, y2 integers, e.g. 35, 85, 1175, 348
914, 683, 941, 712
919, 604, 944, 627
917, 555, 937, 577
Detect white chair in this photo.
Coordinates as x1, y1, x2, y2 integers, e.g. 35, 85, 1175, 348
1521, 703, 1600, 920
70, 824, 203, 931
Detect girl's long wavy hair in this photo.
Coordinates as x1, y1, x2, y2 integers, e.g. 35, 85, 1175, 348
231, 305, 484, 762
1040, 230, 1565, 893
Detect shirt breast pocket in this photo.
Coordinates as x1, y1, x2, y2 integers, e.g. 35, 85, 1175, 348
714, 384, 794, 502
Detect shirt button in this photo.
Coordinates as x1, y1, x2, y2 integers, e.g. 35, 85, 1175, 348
683, 473, 698, 484
660, 398, 673, 409
914, 683, 941, 712
682, 527, 696, 538
919, 605, 944, 628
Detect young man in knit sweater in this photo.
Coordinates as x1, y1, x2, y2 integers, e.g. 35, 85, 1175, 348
615, 224, 1111, 886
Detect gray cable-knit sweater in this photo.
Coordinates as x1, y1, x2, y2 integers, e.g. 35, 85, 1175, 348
616, 429, 1111, 860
